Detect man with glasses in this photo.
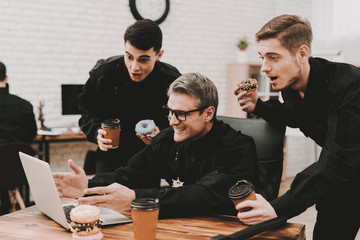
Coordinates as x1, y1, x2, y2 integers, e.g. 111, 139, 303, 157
54, 73, 257, 218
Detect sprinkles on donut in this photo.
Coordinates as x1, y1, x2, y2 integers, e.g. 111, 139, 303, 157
135, 120, 156, 135
235, 78, 258, 94
70, 205, 103, 240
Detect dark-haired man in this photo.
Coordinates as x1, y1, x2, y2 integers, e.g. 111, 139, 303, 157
235, 14, 360, 239
0, 61, 37, 214
0, 61, 37, 145
78, 19, 181, 173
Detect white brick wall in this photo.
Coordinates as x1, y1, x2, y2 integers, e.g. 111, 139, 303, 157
1, 0, 315, 124
1, 0, 327, 173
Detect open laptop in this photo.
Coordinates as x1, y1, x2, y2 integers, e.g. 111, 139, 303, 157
19, 152, 132, 230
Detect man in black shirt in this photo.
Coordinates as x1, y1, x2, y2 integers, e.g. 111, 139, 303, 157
0, 61, 37, 144
0, 61, 37, 215
78, 19, 181, 173
234, 14, 360, 240
54, 73, 257, 218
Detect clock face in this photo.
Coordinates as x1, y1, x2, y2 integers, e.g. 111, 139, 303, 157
129, 0, 170, 24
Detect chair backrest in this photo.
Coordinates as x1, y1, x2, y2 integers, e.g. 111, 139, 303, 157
217, 116, 285, 201
0, 142, 36, 189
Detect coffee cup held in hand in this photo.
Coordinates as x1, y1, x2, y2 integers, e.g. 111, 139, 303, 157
228, 180, 257, 212
101, 119, 121, 149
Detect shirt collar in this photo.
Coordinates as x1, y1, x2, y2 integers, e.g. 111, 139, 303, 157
303, 57, 329, 104
281, 57, 329, 105
0, 88, 9, 94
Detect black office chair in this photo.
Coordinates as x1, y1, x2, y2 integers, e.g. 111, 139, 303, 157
0, 142, 37, 212
217, 116, 286, 201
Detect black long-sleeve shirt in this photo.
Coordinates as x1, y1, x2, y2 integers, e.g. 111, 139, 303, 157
0, 88, 37, 144
253, 57, 360, 219
78, 55, 181, 170
88, 119, 258, 218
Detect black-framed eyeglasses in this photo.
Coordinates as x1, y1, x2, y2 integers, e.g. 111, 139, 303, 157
162, 106, 208, 122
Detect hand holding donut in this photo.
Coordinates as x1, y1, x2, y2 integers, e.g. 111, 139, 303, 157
234, 78, 259, 113
135, 120, 160, 145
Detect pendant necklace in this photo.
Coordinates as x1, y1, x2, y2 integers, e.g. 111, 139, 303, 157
172, 150, 184, 187
172, 177, 184, 188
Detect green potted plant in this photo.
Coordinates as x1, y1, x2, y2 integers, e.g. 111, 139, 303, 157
237, 37, 249, 51
236, 36, 249, 63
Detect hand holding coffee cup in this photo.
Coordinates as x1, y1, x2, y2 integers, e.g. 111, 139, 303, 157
228, 180, 257, 212
99, 119, 121, 150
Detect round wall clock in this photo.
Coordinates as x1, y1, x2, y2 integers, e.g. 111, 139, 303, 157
129, 0, 170, 24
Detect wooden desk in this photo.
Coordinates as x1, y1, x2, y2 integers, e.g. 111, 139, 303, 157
33, 131, 87, 163
0, 205, 305, 240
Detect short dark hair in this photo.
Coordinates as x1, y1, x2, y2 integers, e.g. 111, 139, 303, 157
124, 19, 163, 53
256, 14, 312, 54
0, 61, 6, 81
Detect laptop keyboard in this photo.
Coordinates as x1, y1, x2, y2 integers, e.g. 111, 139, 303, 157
63, 205, 76, 223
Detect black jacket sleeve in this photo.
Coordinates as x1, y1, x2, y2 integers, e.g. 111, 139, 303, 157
77, 78, 105, 143
78, 58, 123, 143
253, 95, 299, 128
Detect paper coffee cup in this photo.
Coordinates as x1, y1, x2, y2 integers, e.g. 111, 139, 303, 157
131, 198, 160, 240
101, 119, 121, 149
228, 180, 257, 211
